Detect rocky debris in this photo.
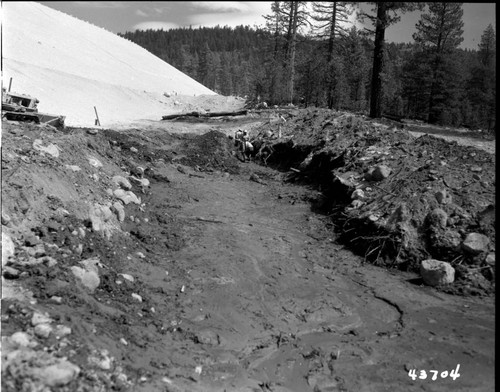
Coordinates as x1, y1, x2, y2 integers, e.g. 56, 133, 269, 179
420, 259, 455, 286
462, 233, 490, 255
485, 253, 495, 266
2, 348, 81, 388
266, 109, 494, 293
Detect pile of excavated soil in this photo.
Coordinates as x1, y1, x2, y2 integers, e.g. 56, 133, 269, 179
259, 109, 496, 296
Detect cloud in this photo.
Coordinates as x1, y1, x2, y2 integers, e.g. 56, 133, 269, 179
133, 21, 179, 31
187, 2, 271, 28
73, 1, 128, 9
189, 1, 250, 13
189, 12, 265, 29
135, 9, 148, 17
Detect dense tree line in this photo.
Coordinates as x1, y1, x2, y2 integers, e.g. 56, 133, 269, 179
120, 2, 495, 131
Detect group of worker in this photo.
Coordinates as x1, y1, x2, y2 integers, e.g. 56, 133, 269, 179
233, 128, 273, 163
232, 113, 286, 164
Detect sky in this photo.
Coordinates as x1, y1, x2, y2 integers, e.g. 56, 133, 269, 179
36, 2, 496, 50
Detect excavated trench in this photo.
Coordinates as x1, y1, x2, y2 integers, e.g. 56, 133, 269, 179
263, 142, 398, 268
2, 120, 495, 392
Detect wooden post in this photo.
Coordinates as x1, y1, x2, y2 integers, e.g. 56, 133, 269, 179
8, 77, 12, 92
94, 106, 101, 126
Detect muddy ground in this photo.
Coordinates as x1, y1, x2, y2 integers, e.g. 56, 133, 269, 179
1, 109, 495, 392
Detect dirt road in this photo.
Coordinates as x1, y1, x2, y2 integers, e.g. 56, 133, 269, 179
1, 119, 495, 392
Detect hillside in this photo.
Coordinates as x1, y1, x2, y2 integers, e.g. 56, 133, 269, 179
1, 2, 244, 127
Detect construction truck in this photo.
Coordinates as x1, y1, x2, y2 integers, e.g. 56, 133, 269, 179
2, 87, 65, 129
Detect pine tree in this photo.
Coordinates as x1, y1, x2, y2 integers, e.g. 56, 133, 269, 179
413, 2, 464, 124
466, 24, 496, 131
358, 2, 423, 118
311, 2, 353, 108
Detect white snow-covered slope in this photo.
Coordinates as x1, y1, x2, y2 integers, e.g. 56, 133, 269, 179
1, 2, 217, 126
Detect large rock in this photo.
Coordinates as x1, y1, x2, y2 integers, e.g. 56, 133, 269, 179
70, 257, 101, 292
420, 259, 455, 286
33, 140, 60, 158
365, 165, 391, 182
112, 175, 132, 190
130, 176, 150, 188
113, 189, 141, 205
462, 233, 490, 255
435, 189, 452, 205
2, 232, 15, 267
33, 360, 80, 387
111, 201, 125, 222
89, 204, 113, 231
426, 208, 448, 229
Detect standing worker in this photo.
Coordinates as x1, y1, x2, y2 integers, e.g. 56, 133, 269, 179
278, 114, 286, 139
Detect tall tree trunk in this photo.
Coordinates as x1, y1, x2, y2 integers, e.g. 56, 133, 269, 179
369, 2, 387, 118
288, 1, 299, 104
327, 2, 337, 109
427, 8, 445, 124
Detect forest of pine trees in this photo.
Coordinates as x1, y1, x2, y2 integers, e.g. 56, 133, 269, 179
120, 2, 495, 132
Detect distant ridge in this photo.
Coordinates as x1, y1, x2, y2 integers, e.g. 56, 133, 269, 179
1, 2, 216, 126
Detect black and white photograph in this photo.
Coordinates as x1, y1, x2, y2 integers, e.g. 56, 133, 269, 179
1, 2, 495, 391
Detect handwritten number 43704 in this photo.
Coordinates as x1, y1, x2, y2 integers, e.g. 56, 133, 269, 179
408, 364, 461, 381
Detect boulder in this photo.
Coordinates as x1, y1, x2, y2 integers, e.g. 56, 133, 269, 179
33, 360, 80, 387
130, 176, 150, 188
420, 259, 455, 286
33, 140, 60, 158
366, 165, 391, 182
89, 204, 113, 231
435, 189, 452, 205
426, 208, 448, 229
87, 156, 102, 168
2, 232, 15, 267
111, 201, 125, 222
462, 233, 490, 254
351, 189, 365, 200
113, 189, 140, 205
485, 253, 495, 266
71, 257, 102, 292
112, 175, 132, 190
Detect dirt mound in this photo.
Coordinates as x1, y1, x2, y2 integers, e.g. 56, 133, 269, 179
177, 130, 242, 174
263, 109, 496, 295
